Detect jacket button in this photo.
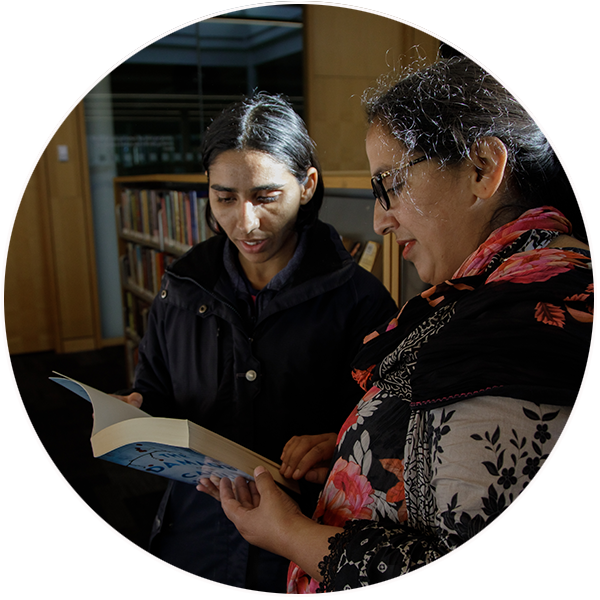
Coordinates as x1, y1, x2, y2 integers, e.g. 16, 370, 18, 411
245, 370, 257, 382
160, 290, 167, 299
198, 305, 208, 314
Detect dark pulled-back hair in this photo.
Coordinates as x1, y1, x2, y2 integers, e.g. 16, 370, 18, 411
364, 56, 586, 241
201, 92, 324, 233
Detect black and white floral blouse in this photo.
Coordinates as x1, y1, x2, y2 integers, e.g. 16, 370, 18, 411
286, 207, 593, 593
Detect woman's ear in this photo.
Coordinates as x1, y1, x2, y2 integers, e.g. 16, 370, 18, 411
300, 167, 319, 205
469, 137, 508, 199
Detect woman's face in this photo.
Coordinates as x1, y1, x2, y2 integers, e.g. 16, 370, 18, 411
367, 123, 494, 286
208, 149, 316, 283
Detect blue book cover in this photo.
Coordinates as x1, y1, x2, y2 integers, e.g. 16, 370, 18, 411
101, 442, 251, 484
189, 190, 198, 245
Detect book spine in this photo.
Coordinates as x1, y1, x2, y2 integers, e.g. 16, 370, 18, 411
166, 192, 174, 246
174, 191, 181, 244
189, 190, 198, 245
358, 241, 381, 272
156, 252, 165, 290
159, 194, 167, 251
185, 193, 193, 247
140, 189, 150, 239
157, 205, 165, 252
199, 193, 208, 242
126, 243, 135, 285
118, 253, 128, 286
150, 249, 157, 294
125, 291, 135, 330
135, 245, 143, 287
133, 189, 142, 234
121, 189, 131, 232
150, 189, 159, 241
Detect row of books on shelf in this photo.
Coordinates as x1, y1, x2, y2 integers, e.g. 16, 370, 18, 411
118, 187, 212, 251
121, 242, 177, 298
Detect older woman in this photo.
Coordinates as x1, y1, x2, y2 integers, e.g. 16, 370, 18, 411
214, 57, 593, 592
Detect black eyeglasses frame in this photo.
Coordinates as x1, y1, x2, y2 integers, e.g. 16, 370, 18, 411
370, 156, 427, 211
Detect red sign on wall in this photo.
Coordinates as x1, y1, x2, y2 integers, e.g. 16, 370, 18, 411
44, 61, 65, 84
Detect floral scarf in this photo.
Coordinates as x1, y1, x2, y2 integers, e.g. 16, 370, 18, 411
286, 206, 593, 593
352, 206, 592, 410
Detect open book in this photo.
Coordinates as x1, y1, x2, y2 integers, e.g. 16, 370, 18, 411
50, 373, 299, 493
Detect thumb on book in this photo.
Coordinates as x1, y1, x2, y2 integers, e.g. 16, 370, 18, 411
253, 465, 275, 491
254, 465, 268, 478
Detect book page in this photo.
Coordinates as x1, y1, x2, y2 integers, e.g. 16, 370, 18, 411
50, 373, 151, 435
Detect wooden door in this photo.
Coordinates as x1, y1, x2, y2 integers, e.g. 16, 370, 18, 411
5, 103, 101, 354
5, 160, 58, 354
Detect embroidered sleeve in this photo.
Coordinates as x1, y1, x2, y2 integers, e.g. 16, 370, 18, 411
318, 395, 570, 591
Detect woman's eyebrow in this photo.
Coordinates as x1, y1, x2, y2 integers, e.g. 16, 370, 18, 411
371, 164, 393, 178
252, 183, 286, 192
210, 183, 286, 192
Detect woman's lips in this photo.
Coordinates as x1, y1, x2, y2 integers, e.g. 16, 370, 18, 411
399, 239, 416, 260
239, 239, 268, 254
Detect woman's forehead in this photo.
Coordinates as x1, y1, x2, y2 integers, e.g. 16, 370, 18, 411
210, 149, 288, 172
366, 123, 408, 172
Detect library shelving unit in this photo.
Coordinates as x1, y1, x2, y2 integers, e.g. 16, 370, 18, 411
113, 173, 210, 382
113, 171, 406, 384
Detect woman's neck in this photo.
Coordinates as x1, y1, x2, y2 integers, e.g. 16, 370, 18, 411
547, 234, 589, 251
239, 232, 299, 291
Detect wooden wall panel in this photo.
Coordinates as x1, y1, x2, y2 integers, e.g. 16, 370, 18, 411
45, 103, 100, 351
5, 162, 58, 354
304, 5, 439, 302
304, 5, 439, 171
5, 103, 101, 354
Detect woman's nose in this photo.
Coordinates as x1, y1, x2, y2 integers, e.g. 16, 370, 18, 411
240, 200, 260, 234
373, 201, 396, 236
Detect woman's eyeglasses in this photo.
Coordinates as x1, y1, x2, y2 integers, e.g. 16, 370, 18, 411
370, 156, 427, 211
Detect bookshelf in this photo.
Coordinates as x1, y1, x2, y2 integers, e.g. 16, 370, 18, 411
113, 174, 210, 382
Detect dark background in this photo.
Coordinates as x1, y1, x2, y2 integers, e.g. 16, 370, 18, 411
1, 347, 173, 595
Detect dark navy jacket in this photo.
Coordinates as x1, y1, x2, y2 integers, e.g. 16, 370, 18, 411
133, 220, 397, 590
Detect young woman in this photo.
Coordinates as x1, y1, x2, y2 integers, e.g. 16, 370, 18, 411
213, 57, 593, 592
117, 92, 397, 591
